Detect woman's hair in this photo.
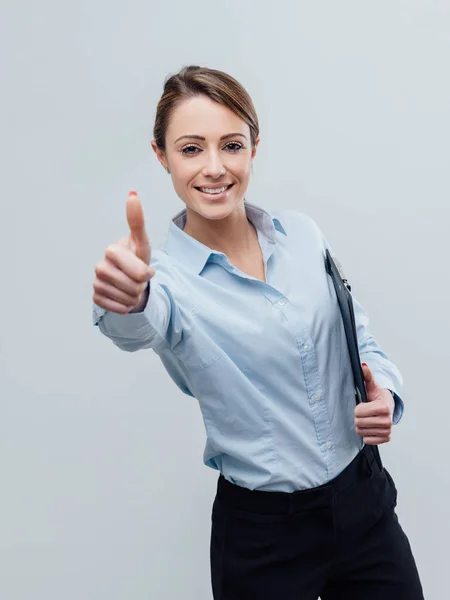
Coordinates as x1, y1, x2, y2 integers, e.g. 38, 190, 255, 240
153, 65, 259, 151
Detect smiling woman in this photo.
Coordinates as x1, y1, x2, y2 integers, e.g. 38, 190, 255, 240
92, 65, 424, 600
150, 67, 261, 257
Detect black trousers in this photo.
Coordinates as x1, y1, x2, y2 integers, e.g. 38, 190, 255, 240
210, 445, 424, 599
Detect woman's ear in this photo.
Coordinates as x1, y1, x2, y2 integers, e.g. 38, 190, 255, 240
251, 136, 260, 161
151, 140, 169, 172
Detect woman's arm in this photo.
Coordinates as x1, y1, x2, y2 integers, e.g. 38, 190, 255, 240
92, 191, 191, 353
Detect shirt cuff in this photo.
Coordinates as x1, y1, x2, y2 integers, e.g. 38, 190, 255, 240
368, 371, 404, 425
93, 303, 106, 326
384, 389, 404, 425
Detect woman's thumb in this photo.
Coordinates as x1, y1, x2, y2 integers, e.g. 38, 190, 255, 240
362, 363, 378, 398
126, 191, 151, 265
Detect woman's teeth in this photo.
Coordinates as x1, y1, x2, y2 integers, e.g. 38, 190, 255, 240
199, 186, 228, 195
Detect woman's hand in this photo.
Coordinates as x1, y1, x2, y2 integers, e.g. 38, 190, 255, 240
354, 363, 395, 445
93, 191, 155, 314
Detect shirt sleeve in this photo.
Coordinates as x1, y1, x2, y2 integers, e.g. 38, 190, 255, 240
93, 280, 191, 353
352, 295, 404, 425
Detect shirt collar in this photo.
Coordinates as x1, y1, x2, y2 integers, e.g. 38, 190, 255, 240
163, 202, 287, 275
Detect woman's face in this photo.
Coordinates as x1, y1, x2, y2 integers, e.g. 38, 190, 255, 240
152, 95, 259, 221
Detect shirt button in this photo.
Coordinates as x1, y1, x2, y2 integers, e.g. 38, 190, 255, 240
278, 299, 286, 306
324, 442, 332, 450
314, 394, 321, 402
304, 345, 309, 351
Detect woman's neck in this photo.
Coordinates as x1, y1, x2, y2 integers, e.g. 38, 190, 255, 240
183, 205, 258, 259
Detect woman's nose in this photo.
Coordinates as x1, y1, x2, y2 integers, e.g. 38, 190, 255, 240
202, 152, 226, 179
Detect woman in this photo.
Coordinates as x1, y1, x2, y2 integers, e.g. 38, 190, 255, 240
92, 66, 424, 599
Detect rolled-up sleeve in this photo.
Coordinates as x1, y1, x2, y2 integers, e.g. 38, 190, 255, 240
352, 295, 404, 424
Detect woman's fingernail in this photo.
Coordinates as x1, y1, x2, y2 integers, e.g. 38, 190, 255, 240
129, 190, 138, 196
362, 363, 368, 367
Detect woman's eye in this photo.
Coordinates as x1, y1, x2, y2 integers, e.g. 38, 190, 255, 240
181, 145, 201, 155
180, 142, 243, 155
224, 142, 243, 152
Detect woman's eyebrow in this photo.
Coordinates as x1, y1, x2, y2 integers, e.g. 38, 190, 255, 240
174, 132, 248, 144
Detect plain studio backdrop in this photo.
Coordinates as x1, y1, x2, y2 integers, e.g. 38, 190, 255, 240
1, 1, 448, 599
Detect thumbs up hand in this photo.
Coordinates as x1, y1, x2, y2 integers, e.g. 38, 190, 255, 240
354, 363, 395, 445
93, 191, 155, 314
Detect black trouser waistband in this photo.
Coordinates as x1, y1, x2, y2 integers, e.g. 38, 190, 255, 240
216, 445, 382, 515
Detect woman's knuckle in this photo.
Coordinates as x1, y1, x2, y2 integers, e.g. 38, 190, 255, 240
93, 293, 103, 306
93, 280, 102, 293
95, 261, 109, 279
105, 244, 119, 261
136, 268, 148, 282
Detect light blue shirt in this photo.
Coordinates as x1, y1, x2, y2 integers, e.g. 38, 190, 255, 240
93, 203, 403, 492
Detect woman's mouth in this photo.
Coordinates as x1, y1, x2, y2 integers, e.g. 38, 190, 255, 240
194, 183, 234, 200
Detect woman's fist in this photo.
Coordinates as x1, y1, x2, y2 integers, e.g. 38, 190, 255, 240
93, 191, 155, 314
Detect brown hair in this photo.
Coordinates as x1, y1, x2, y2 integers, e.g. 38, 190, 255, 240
153, 65, 259, 151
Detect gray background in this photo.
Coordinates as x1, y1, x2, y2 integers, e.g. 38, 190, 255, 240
1, 1, 448, 598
